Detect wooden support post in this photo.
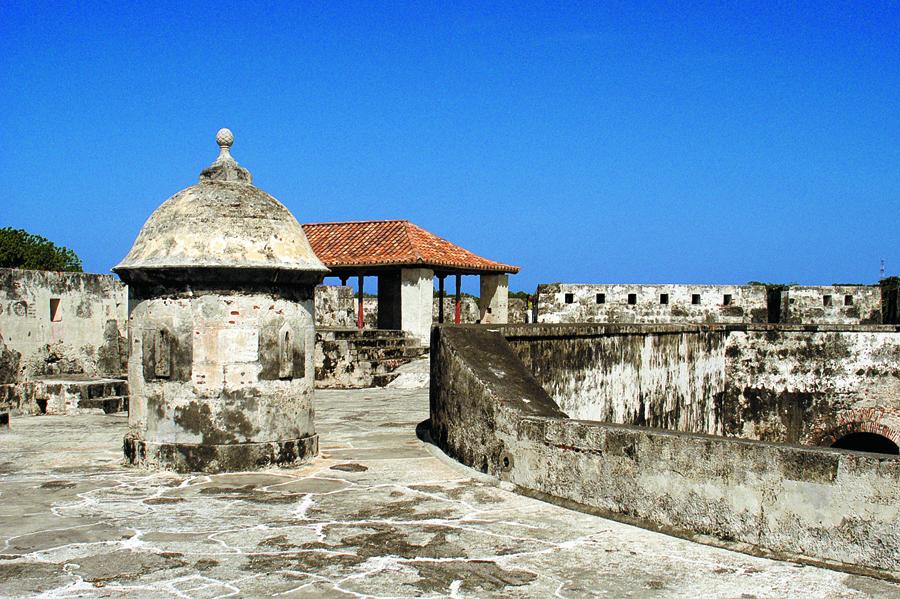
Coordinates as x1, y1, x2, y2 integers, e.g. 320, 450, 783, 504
340, 275, 348, 287
357, 274, 364, 330
438, 275, 445, 324
454, 273, 462, 325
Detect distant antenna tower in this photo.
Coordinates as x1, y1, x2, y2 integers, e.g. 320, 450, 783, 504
881, 259, 886, 279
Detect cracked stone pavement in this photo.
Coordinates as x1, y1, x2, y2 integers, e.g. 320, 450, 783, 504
1, 388, 897, 598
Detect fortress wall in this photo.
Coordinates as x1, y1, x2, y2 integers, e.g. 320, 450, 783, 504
537, 283, 885, 325
0, 269, 128, 414
781, 285, 882, 324
314, 285, 356, 328
536, 283, 768, 324
0, 269, 128, 406
314, 284, 482, 328
0, 269, 127, 374
504, 324, 900, 446
429, 325, 900, 580
722, 328, 900, 444
507, 325, 726, 435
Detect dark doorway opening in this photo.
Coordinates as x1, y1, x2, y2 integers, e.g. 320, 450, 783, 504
884, 287, 899, 325
831, 432, 899, 455
766, 288, 782, 323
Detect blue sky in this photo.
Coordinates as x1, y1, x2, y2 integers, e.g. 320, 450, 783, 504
1, 2, 897, 294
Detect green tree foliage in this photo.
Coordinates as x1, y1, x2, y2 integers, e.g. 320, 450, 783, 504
0, 227, 82, 272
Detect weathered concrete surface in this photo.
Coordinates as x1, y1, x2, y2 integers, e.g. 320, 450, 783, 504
509, 326, 725, 434
315, 284, 483, 328
314, 285, 355, 328
506, 323, 900, 447
0, 269, 127, 376
538, 283, 768, 324
431, 326, 900, 580
479, 274, 509, 324
507, 296, 530, 324
0, 269, 128, 415
723, 328, 900, 445
123, 289, 318, 472
433, 295, 480, 324
401, 268, 435, 343
782, 286, 883, 325
537, 283, 888, 326
2, 389, 894, 598
27, 375, 127, 415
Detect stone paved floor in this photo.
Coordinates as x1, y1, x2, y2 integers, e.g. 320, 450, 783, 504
1, 388, 898, 598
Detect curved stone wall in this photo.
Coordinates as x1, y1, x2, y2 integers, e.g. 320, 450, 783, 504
430, 325, 900, 581
125, 286, 318, 472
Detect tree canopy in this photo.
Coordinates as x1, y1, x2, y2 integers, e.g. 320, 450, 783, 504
0, 227, 83, 272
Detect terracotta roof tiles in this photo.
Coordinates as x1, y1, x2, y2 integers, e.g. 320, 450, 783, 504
302, 220, 519, 274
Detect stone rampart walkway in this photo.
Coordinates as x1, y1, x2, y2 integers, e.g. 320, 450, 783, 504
0, 388, 896, 597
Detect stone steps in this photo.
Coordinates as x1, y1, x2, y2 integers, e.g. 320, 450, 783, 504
77, 395, 128, 414
315, 328, 429, 389
31, 378, 129, 415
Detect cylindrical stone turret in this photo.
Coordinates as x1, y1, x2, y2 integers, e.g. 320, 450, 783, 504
114, 129, 329, 472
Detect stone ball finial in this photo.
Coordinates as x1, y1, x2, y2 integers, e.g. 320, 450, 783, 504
216, 128, 234, 149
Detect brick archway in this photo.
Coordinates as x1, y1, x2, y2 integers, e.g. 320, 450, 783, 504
811, 408, 900, 448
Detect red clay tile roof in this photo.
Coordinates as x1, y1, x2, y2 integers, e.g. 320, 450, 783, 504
302, 220, 519, 274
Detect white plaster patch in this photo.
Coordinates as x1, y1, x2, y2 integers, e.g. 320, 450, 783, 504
224, 363, 262, 391
217, 328, 259, 363
193, 361, 224, 396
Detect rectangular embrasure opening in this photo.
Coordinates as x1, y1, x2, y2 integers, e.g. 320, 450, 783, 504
49, 298, 62, 322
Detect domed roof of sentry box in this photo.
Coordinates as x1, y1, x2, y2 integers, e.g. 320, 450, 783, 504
114, 129, 328, 282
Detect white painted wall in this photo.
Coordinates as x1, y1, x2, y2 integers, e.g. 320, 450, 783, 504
400, 268, 434, 344
479, 274, 509, 324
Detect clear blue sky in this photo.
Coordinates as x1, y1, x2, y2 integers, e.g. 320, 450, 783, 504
1, 2, 897, 294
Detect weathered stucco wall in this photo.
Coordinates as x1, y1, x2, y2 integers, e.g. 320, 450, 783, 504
314, 285, 355, 327
722, 328, 900, 445
507, 297, 529, 324
505, 323, 900, 447
124, 285, 318, 472
0, 269, 128, 415
538, 283, 887, 326
0, 268, 128, 378
508, 325, 725, 434
537, 284, 768, 324
432, 296, 480, 324
781, 285, 882, 325
430, 325, 900, 580
314, 284, 482, 327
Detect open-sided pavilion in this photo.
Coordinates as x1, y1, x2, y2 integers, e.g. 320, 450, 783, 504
302, 220, 519, 343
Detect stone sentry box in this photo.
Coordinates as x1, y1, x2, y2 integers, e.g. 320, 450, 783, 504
114, 129, 328, 473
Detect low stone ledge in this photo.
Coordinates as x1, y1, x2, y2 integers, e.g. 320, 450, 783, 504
124, 434, 319, 473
